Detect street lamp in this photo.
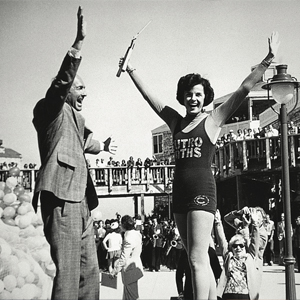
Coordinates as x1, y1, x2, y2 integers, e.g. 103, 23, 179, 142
262, 64, 299, 300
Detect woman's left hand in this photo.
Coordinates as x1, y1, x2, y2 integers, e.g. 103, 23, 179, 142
109, 271, 117, 278
268, 31, 280, 57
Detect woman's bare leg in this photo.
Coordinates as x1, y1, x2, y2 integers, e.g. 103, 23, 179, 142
187, 211, 216, 300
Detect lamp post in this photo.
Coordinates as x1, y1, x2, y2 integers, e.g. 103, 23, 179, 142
262, 64, 299, 300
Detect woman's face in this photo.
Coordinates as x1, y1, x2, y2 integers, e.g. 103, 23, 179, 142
183, 84, 205, 115
231, 239, 246, 259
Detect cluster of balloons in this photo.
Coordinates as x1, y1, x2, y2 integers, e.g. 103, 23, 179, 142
0, 167, 38, 229
0, 167, 55, 299
0, 237, 51, 299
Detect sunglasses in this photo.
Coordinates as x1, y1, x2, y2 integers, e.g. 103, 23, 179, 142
232, 244, 245, 249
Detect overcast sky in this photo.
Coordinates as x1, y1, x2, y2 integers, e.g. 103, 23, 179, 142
1, 0, 300, 167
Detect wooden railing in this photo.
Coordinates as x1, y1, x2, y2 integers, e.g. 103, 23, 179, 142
214, 134, 300, 177
2, 134, 300, 192
0, 166, 175, 194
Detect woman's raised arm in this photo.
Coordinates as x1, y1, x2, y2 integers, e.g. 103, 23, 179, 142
211, 32, 280, 128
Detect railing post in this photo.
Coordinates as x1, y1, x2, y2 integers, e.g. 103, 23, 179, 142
141, 193, 145, 221
290, 135, 296, 167
108, 168, 113, 193
30, 170, 35, 192
266, 138, 271, 169
164, 167, 168, 188
219, 147, 224, 177
127, 169, 132, 192
242, 140, 248, 171
229, 143, 235, 173
145, 168, 150, 191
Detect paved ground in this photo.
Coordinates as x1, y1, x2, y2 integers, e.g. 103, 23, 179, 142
100, 264, 300, 300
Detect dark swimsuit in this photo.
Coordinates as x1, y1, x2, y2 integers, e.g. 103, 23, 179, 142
171, 116, 216, 214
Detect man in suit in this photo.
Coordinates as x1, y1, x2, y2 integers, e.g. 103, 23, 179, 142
32, 7, 116, 300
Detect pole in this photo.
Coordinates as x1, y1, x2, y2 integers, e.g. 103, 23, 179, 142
280, 104, 296, 300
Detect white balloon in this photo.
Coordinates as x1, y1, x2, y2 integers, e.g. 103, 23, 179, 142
5, 177, 18, 189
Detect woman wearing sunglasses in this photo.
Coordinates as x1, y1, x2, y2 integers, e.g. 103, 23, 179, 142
214, 209, 261, 300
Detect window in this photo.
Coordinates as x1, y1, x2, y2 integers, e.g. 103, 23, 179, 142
153, 134, 163, 154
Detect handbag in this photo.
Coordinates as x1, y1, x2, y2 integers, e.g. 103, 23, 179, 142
101, 272, 118, 289
122, 267, 143, 285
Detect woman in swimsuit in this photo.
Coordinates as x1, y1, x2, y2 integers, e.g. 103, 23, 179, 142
120, 32, 279, 299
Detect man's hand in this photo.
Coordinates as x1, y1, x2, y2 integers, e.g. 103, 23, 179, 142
72, 6, 86, 50
76, 6, 86, 41
103, 136, 117, 155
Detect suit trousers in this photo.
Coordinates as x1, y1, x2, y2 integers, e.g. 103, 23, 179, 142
40, 191, 99, 300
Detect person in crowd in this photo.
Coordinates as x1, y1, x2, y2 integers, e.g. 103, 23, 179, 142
107, 156, 114, 167
141, 218, 153, 270
127, 156, 135, 179
94, 220, 100, 249
97, 220, 107, 271
102, 219, 123, 273
116, 213, 122, 224
224, 206, 268, 264
236, 129, 244, 141
293, 216, 300, 272
246, 128, 254, 139
29, 163, 37, 169
215, 209, 262, 300
120, 31, 279, 299
32, 7, 116, 300
265, 124, 279, 137
110, 215, 144, 300
264, 214, 275, 266
243, 128, 249, 139
105, 218, 112, 231
135, 157, 143, 181
277, 212, 287, 265
288, 121, 298, 135
96, 158, 105, 167
134, 214, 144, 233
165, 221, 183, 271
228, 130, 237, 141
1, 162, 8, 170
253, 127, 265, 139
150, 215, 164, 272
144, 157, 152, 170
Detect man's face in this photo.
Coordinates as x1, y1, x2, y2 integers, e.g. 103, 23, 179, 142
67, 75, 87, 111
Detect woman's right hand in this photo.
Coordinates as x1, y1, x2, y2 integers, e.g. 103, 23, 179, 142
119, 58, 134, 73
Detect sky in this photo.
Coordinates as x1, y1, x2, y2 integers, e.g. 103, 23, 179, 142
1, 0, 300, 168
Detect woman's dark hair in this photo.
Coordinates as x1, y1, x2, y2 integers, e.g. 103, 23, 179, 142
121, 215, 135, 231
176, 73, 214, 107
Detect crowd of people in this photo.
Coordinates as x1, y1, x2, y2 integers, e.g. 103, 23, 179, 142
216, 121, 299, 149
0, 161, 37, 170
93, 208, 300, 300
94, 156, 171, 169
94, 214, 185, 274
